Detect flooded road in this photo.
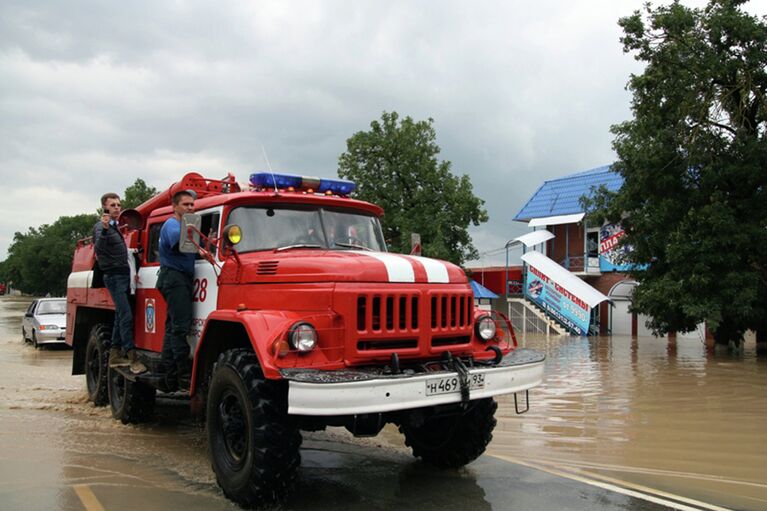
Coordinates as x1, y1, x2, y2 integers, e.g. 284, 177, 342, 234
490, 334, 767, 510
1, 294, 764, 510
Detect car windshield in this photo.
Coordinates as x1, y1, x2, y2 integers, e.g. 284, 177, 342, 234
227, 206, 386, 253
37, 300, 65, 314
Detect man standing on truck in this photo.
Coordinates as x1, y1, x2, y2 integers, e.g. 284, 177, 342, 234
94, 193, 147, 374
157, 190, 196, 390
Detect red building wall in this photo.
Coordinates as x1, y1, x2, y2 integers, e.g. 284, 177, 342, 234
466, 266, 523, 296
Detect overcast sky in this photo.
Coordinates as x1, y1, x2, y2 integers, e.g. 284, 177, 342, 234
2, 1, 761, 266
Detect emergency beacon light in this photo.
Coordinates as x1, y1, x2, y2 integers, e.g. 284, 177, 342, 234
250, 172, 356, 196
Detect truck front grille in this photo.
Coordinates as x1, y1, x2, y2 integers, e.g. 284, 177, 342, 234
430, 293, 473, 329
356, 294, 419, 333
348, 288, 475, 360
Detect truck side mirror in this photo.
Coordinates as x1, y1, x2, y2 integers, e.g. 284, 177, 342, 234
179, 213, 201, 253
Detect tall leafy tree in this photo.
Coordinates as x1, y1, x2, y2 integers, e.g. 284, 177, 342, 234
338, 111, 488, 265
122, 178, 158, 209
1, 214, 97, 296
590, 0, 767, 345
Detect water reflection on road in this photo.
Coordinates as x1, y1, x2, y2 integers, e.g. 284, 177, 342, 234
491, 333, 767, 510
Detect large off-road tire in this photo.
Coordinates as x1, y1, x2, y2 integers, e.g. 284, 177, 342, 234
108, 367, 156, 424
399, 398, 498, 468
85, 324, 110, 406
207, 349, 301, 507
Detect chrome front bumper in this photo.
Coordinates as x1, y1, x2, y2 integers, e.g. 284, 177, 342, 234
283, 348, 545, 416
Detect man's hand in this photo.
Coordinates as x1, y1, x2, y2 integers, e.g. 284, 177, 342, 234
101, 213, 110, 229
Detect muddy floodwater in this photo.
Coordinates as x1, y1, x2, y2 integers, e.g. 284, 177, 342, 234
490, 333, 767, 510
1, 294, 766, 510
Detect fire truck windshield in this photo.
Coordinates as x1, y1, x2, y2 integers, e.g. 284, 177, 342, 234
228, 206, 387, 253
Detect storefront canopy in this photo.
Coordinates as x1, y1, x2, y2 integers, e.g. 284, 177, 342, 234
528, 213, 585, 227
521, 251, 609, 308
512, 230, 554, 248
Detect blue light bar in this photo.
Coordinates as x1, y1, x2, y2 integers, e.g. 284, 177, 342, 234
250, 172, 302, 189
318, 177, 356, 195
250, 172, 356, 195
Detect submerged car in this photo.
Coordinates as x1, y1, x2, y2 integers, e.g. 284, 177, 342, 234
22, 298, 67, 348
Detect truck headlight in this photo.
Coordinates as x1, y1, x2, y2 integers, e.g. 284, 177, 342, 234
475, 316, 496, 342
289, 322, 317, 352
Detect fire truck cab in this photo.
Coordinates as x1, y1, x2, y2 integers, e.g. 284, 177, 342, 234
66, 171, 545, 507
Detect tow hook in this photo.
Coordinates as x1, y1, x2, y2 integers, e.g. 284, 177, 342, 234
485, 345, 503, 365
441, 351, 470, 408
390, 352, 400, 374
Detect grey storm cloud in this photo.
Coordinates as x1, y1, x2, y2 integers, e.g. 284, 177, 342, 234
5, 0, 742, 265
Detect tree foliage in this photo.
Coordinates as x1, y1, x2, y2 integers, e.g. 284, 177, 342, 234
338, 111, 488, 265
0, 214, 97, 296
589, 0, 767, 344
122, 178, 158, 209
0, 178, 156, 295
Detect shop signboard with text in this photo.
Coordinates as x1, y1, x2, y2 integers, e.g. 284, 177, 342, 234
599, 222, 634, 272
524, 263, 591, 335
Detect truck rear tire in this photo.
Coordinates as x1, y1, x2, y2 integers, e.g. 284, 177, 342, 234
85, 324, 110, 406
207, 349, 301, 507
108, 367, 156, 424
399, 398, 498, 468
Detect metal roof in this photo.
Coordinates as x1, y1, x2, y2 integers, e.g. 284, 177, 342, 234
470, 280, 499, 299
514, 165, 623, 222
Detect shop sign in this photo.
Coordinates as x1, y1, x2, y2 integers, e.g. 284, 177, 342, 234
524, 264, 590, 335
599, 223, 634, 271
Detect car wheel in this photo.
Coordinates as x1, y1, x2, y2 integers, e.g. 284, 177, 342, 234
399, 398, 498, 469
85, 324, 111, 406
207, 348, 301, 507
32, 330, 38, 349
21, 327, 27, 343
108, 367, 156, 424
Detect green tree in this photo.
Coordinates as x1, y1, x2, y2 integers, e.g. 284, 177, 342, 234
338, 111, 488, 265
2, 214, 97, 296
122, 178, 158, 209
589, 0, 767, 346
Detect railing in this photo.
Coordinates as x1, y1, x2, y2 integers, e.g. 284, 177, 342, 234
507, 279, 523, 296
507, 298, 567, 336
561, 255, 601, 274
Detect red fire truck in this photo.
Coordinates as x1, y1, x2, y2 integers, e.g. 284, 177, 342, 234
66, 172, 545, 507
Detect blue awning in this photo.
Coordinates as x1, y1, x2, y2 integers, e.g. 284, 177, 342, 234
470, 280, 499, 299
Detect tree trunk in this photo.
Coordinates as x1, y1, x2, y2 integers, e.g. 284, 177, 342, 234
712, 318, 744, 348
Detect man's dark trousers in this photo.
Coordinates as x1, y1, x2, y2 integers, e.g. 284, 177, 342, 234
103, 273, 134, 353
157, 267, 193, 370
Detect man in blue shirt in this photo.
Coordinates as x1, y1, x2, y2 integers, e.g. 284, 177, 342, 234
157, 190, 196, 391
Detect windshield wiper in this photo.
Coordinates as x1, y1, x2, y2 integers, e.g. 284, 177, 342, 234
275, 244, 323, 252
335, 242, 373, 251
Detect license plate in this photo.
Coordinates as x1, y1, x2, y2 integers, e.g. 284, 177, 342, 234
425, 373, 485, 396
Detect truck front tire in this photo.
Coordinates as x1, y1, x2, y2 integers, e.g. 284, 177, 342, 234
85, 324, 110, 406
399, 398, 498, 468
207, 349, 301, 507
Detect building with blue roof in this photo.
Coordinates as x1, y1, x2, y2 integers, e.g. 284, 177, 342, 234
514, 165, 623, 222
512, 164, 641, 337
